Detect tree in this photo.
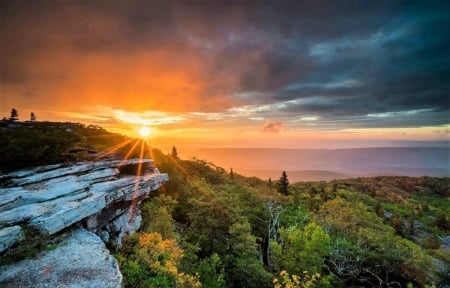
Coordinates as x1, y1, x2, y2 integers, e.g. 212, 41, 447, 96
30, 112, 36, 121
268, 178, 273, 193
227, 221, 273, 287
374, 199, 383, 218
265, 201, 284, 270
229, 167, 234, 180
118, 232, 201, 288
406, 213, 415, 236
317, 198, 434, 287
10, 108, 18, 121
273, 270, 320, 288
276, 171, 289, 195
390, 211, 403, 235
309, 187, 317, 198
171, 146, 178, 158
271, 222, 331, 276
435, 212, 449, 230
141, 195, 178, 240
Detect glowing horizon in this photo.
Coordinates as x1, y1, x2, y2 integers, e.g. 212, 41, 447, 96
1, 1, 449, 150
1, 105, 447, 153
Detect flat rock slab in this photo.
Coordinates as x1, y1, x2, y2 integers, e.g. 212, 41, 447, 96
0, 228, 123, 288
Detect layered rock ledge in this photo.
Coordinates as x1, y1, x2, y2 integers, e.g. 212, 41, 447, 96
0, 158, 168, 287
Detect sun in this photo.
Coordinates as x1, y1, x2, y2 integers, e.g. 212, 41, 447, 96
138, 126, 151, 138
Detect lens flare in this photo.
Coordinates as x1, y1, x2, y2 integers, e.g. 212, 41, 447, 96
138, 127, 151, 137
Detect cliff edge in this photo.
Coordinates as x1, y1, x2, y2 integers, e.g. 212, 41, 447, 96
0, 158, 168, 287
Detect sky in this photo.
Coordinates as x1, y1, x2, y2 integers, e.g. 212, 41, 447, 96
1, 0, 449, 150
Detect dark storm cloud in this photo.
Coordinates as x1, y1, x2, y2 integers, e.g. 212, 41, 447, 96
1, 0, 449, 128
249, 1, 450, 128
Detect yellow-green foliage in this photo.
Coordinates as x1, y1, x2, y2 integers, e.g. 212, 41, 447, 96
271, 223, 330, 275
273, 270, 320, 288
142, 151, 448, 288
118, 232, 201, 288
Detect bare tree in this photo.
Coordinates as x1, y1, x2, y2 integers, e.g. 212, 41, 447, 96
264, 201, 284, 270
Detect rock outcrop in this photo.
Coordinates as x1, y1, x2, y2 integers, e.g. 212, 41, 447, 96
0, 158, 168, 287
0, 228, 123, 288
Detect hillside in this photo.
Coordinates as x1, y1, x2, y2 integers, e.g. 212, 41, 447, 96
0, 121, 130, 172
126, 150, 450, 288
238, 169, 350, 182
1, 122, 449, 287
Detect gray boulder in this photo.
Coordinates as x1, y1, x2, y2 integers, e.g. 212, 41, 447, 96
0, 158, 168, 287
0, 228, 123, 288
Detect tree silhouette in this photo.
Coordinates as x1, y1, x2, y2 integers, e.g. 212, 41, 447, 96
171, 146, 178, 159
276, 171, 289, 195
30, 112, 36, 121
10, 108, 18, 121
229, 167, 234, 180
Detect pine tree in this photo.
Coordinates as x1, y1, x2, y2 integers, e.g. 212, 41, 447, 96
30, 112, 36, 121
10, 108, 18, 121
276, 171, 289, 195
171, 146, 178, 159
229, 167, 234, 180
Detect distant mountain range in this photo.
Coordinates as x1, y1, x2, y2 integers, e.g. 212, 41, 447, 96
194, 147, 449, 181
237, 169, 350, 182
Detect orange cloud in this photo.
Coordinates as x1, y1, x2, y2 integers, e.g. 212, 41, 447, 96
262, 121, 284, 133
0, 3, 241, 115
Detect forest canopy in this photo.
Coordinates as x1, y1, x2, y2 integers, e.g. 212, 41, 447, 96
1, 122, 448, 287
118, 149, 449, 288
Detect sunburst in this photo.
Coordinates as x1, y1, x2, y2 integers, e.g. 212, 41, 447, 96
138, 127, 151, 138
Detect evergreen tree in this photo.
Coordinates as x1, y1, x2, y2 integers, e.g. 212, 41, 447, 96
276, 171, 289, 195
10, 108, 18, 121
268, 178, 273, 193
30, 112, 36, 121
374, 200, 383, 217
171, 146, 178, 158
229, 167, 234, 180
390, 211, 403, 235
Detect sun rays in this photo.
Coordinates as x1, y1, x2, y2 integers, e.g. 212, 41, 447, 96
93, 132, 190, 228
92, 133, 159, 226
95, 138, 135, 160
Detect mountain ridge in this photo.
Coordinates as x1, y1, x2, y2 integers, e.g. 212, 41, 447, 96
194, 146, 449, 180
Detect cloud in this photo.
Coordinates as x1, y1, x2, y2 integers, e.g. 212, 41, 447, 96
262, 121, 283, 133
1, 0, 449, 132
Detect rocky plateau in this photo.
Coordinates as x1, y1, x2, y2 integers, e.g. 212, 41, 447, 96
0, 158, 168, 287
